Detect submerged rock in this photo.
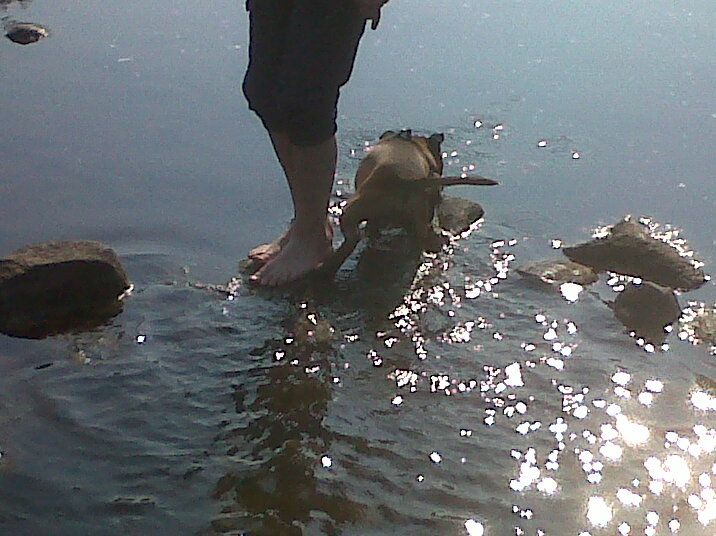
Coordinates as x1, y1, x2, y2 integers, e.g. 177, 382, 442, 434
692, 308, 716, 346
695, 373, 716, 396
517, 259, 598, 286
563, 220, 706, 291
610, 281, 681, 344
0, 241, 130, 339
436, 196, 484, 234
5, 22, 48, 45
188, 277, 242, 300
291, 312, 336, 349
0, 1, 33, 8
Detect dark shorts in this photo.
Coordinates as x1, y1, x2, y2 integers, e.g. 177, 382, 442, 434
243, 0, 366, 146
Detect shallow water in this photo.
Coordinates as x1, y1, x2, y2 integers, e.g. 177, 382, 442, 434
1, 1, 715, 535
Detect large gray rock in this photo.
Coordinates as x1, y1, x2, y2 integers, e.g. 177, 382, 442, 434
610, 281, 681, 344
563, 220, 707, 291
436, 195, 484, 234
0, 241, 130, 338
4, 22, 48, 45
517, 259, 598, 286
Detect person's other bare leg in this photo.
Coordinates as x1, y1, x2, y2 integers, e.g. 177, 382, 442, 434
250, 135, 335, 286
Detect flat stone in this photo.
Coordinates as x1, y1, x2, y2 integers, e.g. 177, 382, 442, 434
0, 241, 130, 338
436, 195, 484, 234
189, 277, 241, 299
5, 22, 48, 45
692, 308, 716, 346
563, 220, 706, 291
610, 281, 681, 344
517, 259, 598, 286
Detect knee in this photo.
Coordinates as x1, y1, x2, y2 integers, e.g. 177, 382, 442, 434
242, 73, 274, 127
284, 95, 338, 146
244, 82, 338, 146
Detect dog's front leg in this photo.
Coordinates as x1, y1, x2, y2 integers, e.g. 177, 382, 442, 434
409, 196, 446, 253
318, 197, 368, 276
416, 222, 447, 253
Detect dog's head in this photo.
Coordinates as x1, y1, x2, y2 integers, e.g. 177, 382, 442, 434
378, 130, 445, 175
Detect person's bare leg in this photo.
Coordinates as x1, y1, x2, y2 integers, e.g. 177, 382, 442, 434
250, 135, 336, 286
248, 132, 333, 266
248, 131, 294, 263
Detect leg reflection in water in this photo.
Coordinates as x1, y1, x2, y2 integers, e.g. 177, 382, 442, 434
210, 310, 364, 535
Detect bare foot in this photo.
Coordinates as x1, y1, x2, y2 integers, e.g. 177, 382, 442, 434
248, 228, 292, 264
248, 221, 332, 267
250, 223, 333, 286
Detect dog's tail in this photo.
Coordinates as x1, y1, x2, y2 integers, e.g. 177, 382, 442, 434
403, 174, 499, 192
441, 175, 499, 187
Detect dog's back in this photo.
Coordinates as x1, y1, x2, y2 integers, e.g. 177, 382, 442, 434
354, 131, 442, 192
319, 130, 494, 276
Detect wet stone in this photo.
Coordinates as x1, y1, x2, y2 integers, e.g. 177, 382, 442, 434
291, 313, 336, 349
188, 277, 241, 299
0, 241, 130, 339
517, 259, 598, 286
0, 1, 32, 12
4, 22, 48, 45
695, 373, 716, 396
436, 195, 484, 234
421, 307, 453, 335
692, 308, 716, 346
563, 220, 707, 291
610, 281, 681, 344
108, 496, 156, 514
237, 257, 257, 275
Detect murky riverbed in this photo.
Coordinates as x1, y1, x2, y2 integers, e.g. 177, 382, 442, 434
1, 1, 715, 535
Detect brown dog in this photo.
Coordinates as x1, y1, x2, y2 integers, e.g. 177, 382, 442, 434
321, 130, 497, 274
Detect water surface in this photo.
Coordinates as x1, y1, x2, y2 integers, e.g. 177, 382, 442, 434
1, 1, 715, 535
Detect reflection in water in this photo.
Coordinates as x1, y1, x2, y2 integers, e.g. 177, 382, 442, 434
496, 319, 716, 534
0, 296, 124, 339
0, 205, 712, 535
208, 227, 433, 534
212, 309, 363, 535
347, 219, 715, 534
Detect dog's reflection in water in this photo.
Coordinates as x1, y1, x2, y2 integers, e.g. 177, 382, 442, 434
354, 230, 424, 285
318, 227, 428, 324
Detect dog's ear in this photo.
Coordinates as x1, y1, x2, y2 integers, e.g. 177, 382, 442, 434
379, 130, 398, 140
427, 133, 445, 157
